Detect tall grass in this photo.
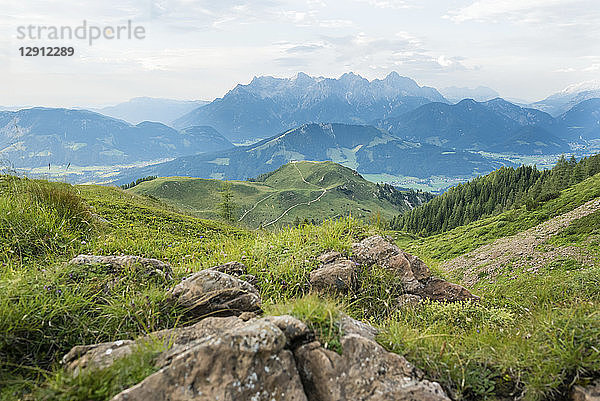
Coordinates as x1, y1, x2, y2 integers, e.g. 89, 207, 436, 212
0, 176, 95, 260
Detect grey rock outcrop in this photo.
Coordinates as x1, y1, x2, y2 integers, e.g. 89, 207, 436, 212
63, 314, 450, 401
351, 236, 478, 303
210, 261, 259, 287
294, 334, 449, 401
112, 319, 308, 401
309, 259, 357, 294
167, 269, 262, 318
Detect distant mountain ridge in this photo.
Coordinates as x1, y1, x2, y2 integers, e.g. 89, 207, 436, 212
97, 97, 209, 126
174, 72, 447, 142
441, 86, 500, 103
531, 81, 600, 116
558, 98, 600, 140
377, 98, 568, 152
0, 108, 233, 168
117, 122, 500, 184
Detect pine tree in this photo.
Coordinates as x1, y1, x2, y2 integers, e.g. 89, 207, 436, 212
217, 182, 236, 222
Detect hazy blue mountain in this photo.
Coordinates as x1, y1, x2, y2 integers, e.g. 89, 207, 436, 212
97, 97, 209, 126
441, 86, 500, 103
0, 108, 233, 168
377, 98, 564, 153
118, 123, 500, 184
173, 72, 447, 142
557, 98, 600, 140
490, 126, 570, 154
531, 81, 600, 116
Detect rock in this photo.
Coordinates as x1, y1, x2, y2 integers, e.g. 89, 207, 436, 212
168, 269, 262, 318
339, 315, 378, 341
210, 261, 247, 276
572, 380, 600, 401
68, 255, 173, 280
61, 339, 135, 375
295, 334, 450, 401
111, 319, 308, 401
414, 277, 478, 303
309, 259, 357, 294
317, 251, 343, 264
263, 315, 313, 348
351, 236, 478, 302
64, 314, 450, 401
63, 316, 247, 373
209, 261, 259, 287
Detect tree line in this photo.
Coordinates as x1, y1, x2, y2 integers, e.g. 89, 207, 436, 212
390, 154, 600, 236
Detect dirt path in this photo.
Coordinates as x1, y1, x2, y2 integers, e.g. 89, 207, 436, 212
238, 193, 277, 222
441, 197, 600, 287
262, 162, 329, 228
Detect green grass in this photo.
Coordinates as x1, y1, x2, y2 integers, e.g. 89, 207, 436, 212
129, 161, 422, 228
266, 295, 344, 353
1, 171, 600, 401
378, 267, 600, 401
33, 341, 165, 401
0, 176, 96, 261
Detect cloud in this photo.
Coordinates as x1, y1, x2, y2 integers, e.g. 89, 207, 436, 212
445, 0, 594, 23
274, 32, 473, 75
353, 0, 415, 9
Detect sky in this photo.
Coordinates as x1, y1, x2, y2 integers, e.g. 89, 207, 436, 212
1, 0, 599, 107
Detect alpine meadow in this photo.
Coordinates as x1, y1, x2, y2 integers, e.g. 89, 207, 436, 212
2, 1, 600, 400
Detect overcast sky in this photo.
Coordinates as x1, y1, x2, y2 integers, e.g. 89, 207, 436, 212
2, 0, 599, 107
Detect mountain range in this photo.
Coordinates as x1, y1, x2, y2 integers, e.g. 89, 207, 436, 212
0, 108, 233, 168
118, 123, 501, 184
531, 80, 600, 116
377, 98, 569, 153
173, 72, 447, 142
557, 98, 600, 141
3, 72, 600, 185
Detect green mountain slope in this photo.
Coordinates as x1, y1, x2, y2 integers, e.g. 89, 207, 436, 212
129, 161, 433, 228
392, 153, 600, 236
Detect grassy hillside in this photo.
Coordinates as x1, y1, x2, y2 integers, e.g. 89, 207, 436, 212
129, 161, 432, 228
393, 153, 600, 236
1, 171, 599, 401
382, 172, 600, 400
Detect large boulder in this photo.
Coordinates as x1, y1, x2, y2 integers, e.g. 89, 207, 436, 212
167, 269, 262, 318
68, 254, 173, 280
112, 319, 308, 401
295, 334, 450, 401
61, 339, 135, 376
309, 259, 358, 294
63, 314, 450, 401
350, 236, 478, 303
62, 316, 246, 374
